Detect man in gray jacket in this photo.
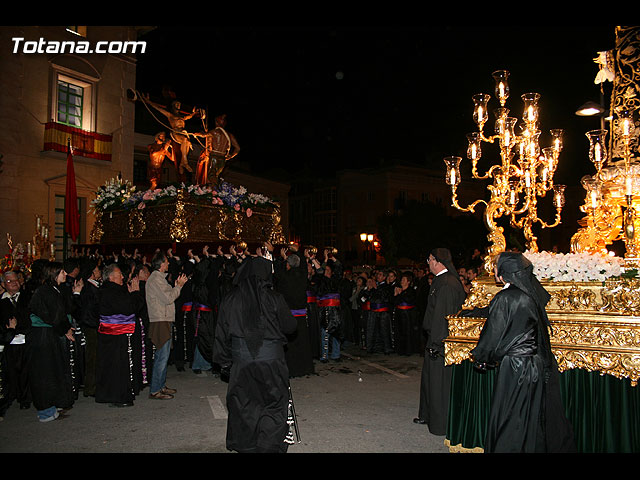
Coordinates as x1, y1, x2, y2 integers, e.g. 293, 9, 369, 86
146, 251, 187, 399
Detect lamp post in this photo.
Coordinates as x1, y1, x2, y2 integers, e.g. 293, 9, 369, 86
360, 232, 374, 265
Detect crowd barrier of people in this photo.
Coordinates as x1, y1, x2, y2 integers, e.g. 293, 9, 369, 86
0, 241, 487, 450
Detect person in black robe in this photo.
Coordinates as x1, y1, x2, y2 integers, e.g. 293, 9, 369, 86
470, 252, 576, 453
365, 270, 393, 354
78, 259, 101, 397
191, 246, 224, 371
132, 263, 153, 389
305, 259, 321, 359
172, 253, 197, 372
1, 270, 32, 414
414, 248, 466, 435
274, 246, 314, 377
213, 256, 297, 453
95, 263, 144, 407
392, 272, 419, 356
60, 258, 84, 399
27, 262, 77, 422
311, 257, 342, 362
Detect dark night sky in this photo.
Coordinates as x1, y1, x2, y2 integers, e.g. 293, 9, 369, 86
134, 25, 617, 185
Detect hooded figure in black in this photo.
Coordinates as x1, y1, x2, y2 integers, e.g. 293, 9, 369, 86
414, 247, 466, 435
213, 256, 297, 453
470, 252, 576, 453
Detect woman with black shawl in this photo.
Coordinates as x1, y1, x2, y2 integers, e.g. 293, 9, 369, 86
470, 251, 575, 453
213, 256, 297, 453
27, 262, 77, 422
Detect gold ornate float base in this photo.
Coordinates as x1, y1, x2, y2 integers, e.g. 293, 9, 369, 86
93, 197, 286, 246
445, 276, 640, 385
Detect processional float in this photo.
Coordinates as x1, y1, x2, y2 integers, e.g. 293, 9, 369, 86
441, 26, 640, 453
90, 90, 286, 250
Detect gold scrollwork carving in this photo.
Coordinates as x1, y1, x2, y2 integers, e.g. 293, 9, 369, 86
128, 208, 146, 238
551, 286, 598, 311
90, 209, 104, 243
170, 190, 189, 242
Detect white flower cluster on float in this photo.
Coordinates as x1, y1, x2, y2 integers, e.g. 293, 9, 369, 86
523, 250, 624, 282
90, 176, 136, 213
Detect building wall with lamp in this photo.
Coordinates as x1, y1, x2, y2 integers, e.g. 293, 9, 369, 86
0, 25, 144, 259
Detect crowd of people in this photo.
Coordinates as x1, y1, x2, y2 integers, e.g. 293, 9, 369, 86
4, 240, 560, 453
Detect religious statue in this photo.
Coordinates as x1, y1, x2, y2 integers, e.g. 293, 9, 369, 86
147, 132, 174, 190
194, 114, 240, 186
142, 94, 199, 176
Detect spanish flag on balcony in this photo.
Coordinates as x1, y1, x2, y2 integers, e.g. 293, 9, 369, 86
65, 140, 80, 242
44, 122, 112, 161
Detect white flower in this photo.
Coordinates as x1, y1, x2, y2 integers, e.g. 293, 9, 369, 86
523, 250, 623, 282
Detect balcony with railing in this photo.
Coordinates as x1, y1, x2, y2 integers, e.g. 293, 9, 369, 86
43, 122, 112, 161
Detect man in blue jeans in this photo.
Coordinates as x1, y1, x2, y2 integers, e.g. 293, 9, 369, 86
145, 251, 187, 399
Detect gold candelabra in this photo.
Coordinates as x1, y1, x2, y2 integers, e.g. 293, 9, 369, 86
570, 26, 640, 269
445, 70, 566, 274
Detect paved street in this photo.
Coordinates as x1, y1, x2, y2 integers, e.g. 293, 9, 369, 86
0, 344, 452, 454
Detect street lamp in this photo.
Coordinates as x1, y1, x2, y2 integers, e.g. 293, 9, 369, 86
360, 233, 374, 264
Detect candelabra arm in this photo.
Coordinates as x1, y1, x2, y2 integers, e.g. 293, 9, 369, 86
450, 186, 488, 213
471, 162, 501, 181
538, 206, 563, 229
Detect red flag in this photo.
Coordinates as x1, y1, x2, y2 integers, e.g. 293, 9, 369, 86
65, 141, 80, 242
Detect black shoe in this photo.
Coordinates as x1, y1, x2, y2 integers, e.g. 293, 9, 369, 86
413, 417, 427, 425
109, 402, 134, 408
192, 369, 202, 374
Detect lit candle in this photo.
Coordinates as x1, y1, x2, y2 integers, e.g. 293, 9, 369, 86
594, 143, 602, 163
626, 175, 633, 196
499, 82, 505, 99
527, 105, 535, 122
27, 242, 31, 256
525, 170, 531, 188
591, 191, 598, 209
36, 217, 41, 229
450, 168, 457, 185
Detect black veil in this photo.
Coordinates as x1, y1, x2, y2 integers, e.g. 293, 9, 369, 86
232, 256, 274, 358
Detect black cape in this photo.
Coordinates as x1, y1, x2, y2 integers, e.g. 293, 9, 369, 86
213, 257, 297, 453
470, 252, 575, 453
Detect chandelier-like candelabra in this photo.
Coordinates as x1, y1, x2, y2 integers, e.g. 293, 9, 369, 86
444, 70, 566, 274
571, 26, 640, 269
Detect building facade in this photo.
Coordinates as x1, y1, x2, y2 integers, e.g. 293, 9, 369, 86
0, 25, 144, 259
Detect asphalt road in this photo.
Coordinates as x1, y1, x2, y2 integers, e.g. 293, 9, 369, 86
0, 344, 453, 455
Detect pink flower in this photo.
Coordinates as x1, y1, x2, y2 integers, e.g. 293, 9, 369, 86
234, 204, 241, 211
137, 202, 146, 210
142, 191, 155, 201
246, 208, 253, 217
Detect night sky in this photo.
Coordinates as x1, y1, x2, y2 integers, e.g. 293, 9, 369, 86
134, 25, 617, 185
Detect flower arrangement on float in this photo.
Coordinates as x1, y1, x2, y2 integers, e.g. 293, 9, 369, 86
90, 177, 276, 218
522, 250, 629, 282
